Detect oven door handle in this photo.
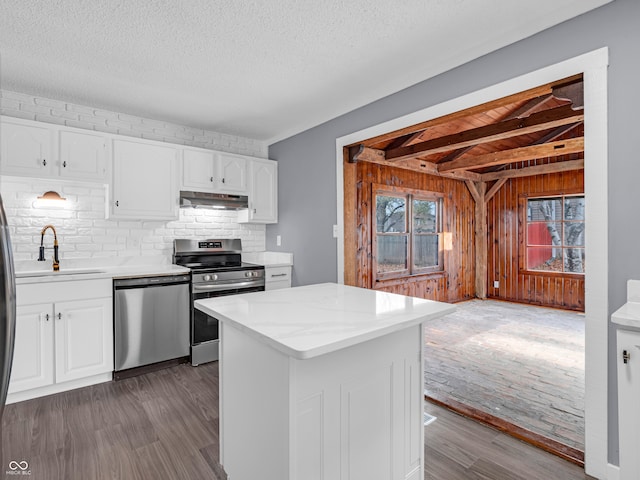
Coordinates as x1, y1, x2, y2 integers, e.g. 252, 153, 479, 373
192, 280, 264, 292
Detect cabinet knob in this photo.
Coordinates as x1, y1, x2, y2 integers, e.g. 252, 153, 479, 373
221, 178, 225, 184
253, 208, 257, 214
45, 313, 50, 322
42, 159, 47, 166
210, 177, 214, 183
63, 161, 67, 168
115, 201, 119, 207
57, 312, 62, 320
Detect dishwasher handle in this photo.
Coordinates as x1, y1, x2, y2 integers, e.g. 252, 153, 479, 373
114, 274, 191, 289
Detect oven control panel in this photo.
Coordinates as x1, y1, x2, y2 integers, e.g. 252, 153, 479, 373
199, 241, 222, 249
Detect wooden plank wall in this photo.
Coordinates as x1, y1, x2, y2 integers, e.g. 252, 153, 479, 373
349, 161, 476, 303
486, 169, 585, 311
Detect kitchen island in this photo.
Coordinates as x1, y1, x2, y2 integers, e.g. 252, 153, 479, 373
195, 282, 455, 480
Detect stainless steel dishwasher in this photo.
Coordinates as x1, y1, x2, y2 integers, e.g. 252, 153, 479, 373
114, 273, 190, 377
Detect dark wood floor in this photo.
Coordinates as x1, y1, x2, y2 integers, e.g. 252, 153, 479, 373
2, 362, 593, 480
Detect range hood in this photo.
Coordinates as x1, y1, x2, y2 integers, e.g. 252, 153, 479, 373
179, 191, 249, 210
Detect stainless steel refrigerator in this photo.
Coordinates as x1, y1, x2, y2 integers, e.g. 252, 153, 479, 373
0, 193, 16, 468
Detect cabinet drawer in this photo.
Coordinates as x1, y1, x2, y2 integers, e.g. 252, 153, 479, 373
265, 266, 291, 283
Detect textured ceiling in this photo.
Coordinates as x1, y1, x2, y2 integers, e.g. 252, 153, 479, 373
0, 0, 611, 143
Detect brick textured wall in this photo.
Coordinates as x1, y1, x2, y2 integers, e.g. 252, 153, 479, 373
0, 90, 268, 158
0, 90, 268, 261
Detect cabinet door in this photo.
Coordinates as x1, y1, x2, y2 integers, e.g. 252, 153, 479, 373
618, 329, 640, 480
8, 304, 54, 394
59, 130, 108, 181
54, 297, 113, 383
217, 153, 247, 194
0, 119, 53, 177
251, 159, 277, 223
183, 148, 216, 191
239, 159, 278, 224
111, 139, 178, 219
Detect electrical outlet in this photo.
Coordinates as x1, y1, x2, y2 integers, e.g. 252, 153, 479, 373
493, 281, 500, 288
276, 235, 281, 246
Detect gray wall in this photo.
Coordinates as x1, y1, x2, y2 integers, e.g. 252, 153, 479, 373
269, 0, 639, 465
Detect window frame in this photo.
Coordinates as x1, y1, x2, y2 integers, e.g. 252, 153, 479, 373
519, 191, 585, 277
373, 185, 444, 281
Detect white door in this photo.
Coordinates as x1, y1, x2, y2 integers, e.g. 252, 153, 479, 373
0, 119, 53, 177
183, 148, 216, 191
54, 298, 113, 383
111, 139, 178, 219
217, 153, 248, 194
8, 303, 54, 393
250, 160, 278, 223
59, 130, 108, 181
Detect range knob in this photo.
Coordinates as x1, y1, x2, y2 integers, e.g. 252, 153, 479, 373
203, 274, 218, 281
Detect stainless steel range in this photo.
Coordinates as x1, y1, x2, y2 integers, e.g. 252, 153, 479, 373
173, 239, 265, 366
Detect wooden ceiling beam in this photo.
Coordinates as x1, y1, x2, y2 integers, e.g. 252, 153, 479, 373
438, 137, 584, 173
385, 105, 584, 162
347, 144, 385, 163
481, 158, 584, 181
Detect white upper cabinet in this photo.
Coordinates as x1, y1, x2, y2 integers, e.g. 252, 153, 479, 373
111, 138, 178, 220
182, 148, 216, 191
0, 117, 108, 182
58, 130, 108, 181
217, 152, 248, 194
0, 118, 53, 177
238, 158, 278, 224
182, 149, 248, 195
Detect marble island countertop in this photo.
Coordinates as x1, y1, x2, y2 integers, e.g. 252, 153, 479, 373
195, 282, 455, 359
14, 256, 190, 284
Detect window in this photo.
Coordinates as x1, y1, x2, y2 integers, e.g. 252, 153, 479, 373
374, 187, 443, 279
525, 195, 585, 274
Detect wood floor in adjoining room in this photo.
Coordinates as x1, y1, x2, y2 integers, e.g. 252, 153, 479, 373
424, 299, 585, 453
2, 362, 591, 480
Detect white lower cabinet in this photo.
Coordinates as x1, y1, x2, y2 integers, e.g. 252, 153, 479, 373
617, 328, 640, 480
8, 279, 113, 402
265, 266, 291, 290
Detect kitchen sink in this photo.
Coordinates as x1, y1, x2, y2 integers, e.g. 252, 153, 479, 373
16, 268, 107, 278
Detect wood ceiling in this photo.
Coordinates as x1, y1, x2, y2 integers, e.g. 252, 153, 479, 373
346, 74, 584, 183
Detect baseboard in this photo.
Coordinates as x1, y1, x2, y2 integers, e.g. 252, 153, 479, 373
6, 372, 112, 404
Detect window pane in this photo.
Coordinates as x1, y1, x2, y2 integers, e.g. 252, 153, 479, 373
527, 247, 562, 272
377, 235, 407, 273
564, 248, 585, 273
564, 222, 585, 246
413, 199, 437, 233
376, 195, 406, 233
528, 198, 562, 222
564, 197, 585, 221
413, 234, 439, 269
527, 222, 562, 246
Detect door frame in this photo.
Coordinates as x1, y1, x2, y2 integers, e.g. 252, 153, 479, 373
334, 48, 609, 478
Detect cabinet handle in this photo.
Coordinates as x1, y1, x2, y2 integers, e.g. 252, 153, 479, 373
623, 349, 631, 364
253, 208, 257, 214
57, 312, 62, 320
42, 159, 47, 166
271, 273, 288, 278
210, 177, 214, 183
63, 161, 67, 168
44, 313, 50, 322
115, 200, 119, 207
221, 178, 225, 184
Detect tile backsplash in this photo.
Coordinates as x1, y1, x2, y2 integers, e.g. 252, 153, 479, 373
0, 176, 265, 261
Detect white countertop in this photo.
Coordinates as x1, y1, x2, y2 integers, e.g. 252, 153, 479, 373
241, 251, 293, 267
612, 279, 640, 330
195, 282, 455, 360
14, 257, 190, 284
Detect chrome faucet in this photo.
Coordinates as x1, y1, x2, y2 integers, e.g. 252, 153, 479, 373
38, 224, 60, 271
